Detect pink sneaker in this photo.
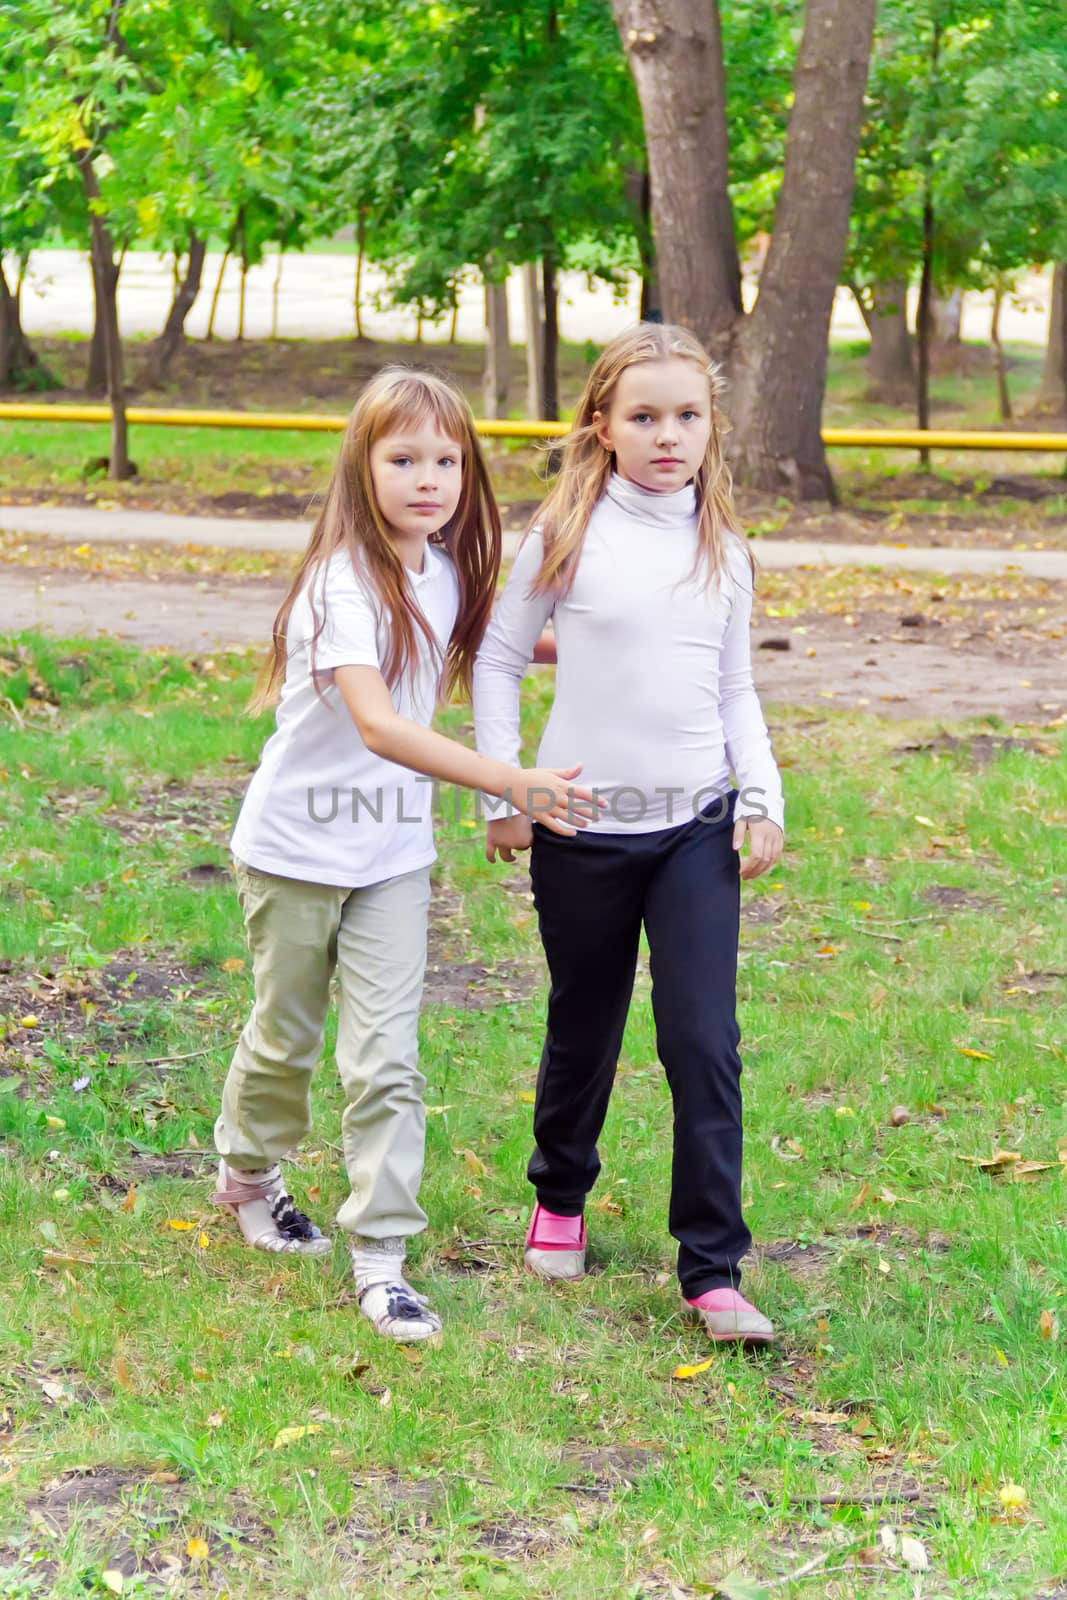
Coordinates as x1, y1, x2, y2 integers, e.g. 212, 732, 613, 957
524, 1204, 586, 1281
686, 1287, 774, 1345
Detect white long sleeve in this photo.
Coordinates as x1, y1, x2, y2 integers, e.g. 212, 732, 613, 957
472, 530, 555, 770
473, 474, 784, 835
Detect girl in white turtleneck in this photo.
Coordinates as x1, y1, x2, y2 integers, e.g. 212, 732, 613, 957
473, 323, 785, 1347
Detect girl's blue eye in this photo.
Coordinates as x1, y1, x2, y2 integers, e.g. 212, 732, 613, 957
438, 457, 457, 468
633, 412, 652, 424
392, 456, 412, 466
681, 410, 698, 422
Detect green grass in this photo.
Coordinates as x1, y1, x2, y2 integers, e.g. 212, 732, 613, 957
1, 635, 1066, 1598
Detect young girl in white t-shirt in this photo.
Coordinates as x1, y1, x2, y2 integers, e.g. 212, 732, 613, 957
214, 367, 597, 1343
474, 324, 784, 1346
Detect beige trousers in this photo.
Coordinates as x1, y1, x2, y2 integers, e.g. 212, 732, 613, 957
214, 860, 431, 1240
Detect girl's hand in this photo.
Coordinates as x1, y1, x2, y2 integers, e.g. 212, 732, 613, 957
733, 816, 783, 880
511, 765, 602, 836
486, 815, 534, 863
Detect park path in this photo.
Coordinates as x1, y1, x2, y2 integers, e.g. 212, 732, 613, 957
4, 501, 1067, 579
2, 503, 1065, 723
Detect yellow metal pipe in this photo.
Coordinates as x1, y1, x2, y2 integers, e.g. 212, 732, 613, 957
0, 402, 1065, 450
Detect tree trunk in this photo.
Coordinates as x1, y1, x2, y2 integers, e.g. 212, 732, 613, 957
631, 168, 661, 321
482, 273, 510, 419
931, 286, 962, 345
236, 211, 248, 342
87, 270, 111, 393
916, 188, 935, 468
354, 213, 366, 340
523, 260, 544, 420
140, 232, 206, 387
864, 279, 913, 398
726, 0, 878, 499
541, 249, 559, 423
205, 232, 234, 341
271, 251, 283, 339
0, 254, 51, 389
612, 0, 741, 358
990, 285, 1012, 422
1036, 262, 1065, 415
77, 152, 130, 479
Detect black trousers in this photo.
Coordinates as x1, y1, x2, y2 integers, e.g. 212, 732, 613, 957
528, 794, 750, 1297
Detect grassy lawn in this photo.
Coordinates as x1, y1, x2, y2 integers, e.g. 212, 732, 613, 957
0, 636, 1065, 1598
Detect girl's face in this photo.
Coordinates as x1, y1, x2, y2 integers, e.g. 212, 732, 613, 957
593, 357, 712, 495
369, 420, 464, 545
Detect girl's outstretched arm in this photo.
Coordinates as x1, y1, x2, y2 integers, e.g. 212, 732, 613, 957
333, 664, 595, 834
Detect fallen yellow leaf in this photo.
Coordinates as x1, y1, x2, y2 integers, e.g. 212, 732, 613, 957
958, 1047, 993, 1061
114, 1355, 134, 1391
272, 1423, 324, 1449
221, 957, 245, 973
1039, 1309, 1059, 1342
120, 1184, 137, 1213
18, 1014, 39, 1029
672, 1356, 715, 1380
913, 815, 936, 827
198, 1231, 210, 1250
453, 1147, 487, 1177
166, 1219, 196, 1231
186, 1535, 210, 1561
518, 1090, 536, 1104
999, 1483, 1028, 1512
100, 1572, 125, 1594
44, 1115, 66, 1131
994, 1347, 1010, 1367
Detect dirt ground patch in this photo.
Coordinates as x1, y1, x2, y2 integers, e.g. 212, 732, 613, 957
0, 953, 209, 1065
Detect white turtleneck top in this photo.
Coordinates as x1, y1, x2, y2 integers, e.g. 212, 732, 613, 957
472, 473, 784, 835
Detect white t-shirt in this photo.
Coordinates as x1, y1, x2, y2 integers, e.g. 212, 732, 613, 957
232, 545, 460, 887
473, 473, 784, 835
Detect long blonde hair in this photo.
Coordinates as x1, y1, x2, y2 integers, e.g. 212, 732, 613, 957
252, 367, 501, 712
529, 323, 750, 596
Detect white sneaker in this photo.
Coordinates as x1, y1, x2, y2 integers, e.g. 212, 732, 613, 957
351, 1239, 442, 1344
212, 1160, 332, 1256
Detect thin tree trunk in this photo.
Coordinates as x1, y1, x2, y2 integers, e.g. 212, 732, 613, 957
726, 0, 878, 499
636, 169, 661, 321
482, 272, 511, 419
611, 0, 741, 358
141, 232, 206, 386
415, 309, 423, 344
541, 249, 559, 423
271, 250, 283, 339
1036, 262, 1065, 414
449, 298, 459, 343
206, 233, 234, 342
523, 261, 544, 420
354, 213, 366, 340
236, 211, 248, 342
917, 187, 935, 469
0, 253, 51, 388
990, 285, 1012, 422
87, 267, 110, 393
77, 151, 130, 479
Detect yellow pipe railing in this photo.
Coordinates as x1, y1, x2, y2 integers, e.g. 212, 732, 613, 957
1, 402, 1066, 451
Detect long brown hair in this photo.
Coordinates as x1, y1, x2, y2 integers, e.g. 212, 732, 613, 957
529, 322, 751, 596
251, 367, 501, 712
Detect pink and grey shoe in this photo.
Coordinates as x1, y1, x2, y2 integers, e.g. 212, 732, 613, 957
212, 1160, 332, 1256
686, 1286, 774, 1346
524, 1203, 586, 1281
